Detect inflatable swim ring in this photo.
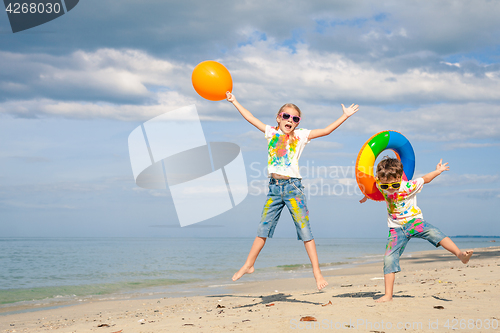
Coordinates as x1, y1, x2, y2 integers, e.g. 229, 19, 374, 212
355, 130, 415, 201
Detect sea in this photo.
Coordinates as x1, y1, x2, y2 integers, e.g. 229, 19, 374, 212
0, 237, 497, 314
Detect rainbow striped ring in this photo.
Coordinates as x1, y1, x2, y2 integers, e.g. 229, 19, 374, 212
355, 130, 415, 201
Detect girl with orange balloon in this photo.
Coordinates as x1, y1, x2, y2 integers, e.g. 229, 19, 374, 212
227, 91, 359, 291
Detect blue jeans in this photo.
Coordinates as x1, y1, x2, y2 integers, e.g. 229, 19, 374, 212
257, 178, 313, 241
384, 219, 447, 275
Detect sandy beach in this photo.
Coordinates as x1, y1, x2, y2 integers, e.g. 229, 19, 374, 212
2, 246, 499, 333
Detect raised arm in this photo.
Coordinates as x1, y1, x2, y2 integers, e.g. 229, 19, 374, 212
422, 159, 449, 184
309, 104, 359, 140
226, 92, 266, 133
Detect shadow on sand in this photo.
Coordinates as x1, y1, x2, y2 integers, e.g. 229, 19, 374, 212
207, 292, 324, 308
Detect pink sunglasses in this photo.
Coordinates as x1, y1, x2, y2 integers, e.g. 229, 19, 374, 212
280, 112, 301, 123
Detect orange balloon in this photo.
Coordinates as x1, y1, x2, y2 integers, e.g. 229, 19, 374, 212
192, 61, 233, 101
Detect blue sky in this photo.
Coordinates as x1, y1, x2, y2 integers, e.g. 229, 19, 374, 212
0, 0, 499, 238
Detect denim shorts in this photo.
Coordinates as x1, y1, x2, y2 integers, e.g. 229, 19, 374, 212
384, 219, 447, 275
257, 178, 313, 241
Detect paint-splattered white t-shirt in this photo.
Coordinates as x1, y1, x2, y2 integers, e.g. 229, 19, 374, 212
265, 125, 311, 178
378, 177, 425, 228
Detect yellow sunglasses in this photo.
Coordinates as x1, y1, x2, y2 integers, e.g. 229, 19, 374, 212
376, 178, 402, 190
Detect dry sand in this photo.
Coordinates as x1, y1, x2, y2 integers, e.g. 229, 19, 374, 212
2, 246, 499, 333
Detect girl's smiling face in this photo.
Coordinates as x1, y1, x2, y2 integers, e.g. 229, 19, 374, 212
276, 106, 300, 135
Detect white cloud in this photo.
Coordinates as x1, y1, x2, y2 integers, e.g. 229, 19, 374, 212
1, 42, 500, 144
341, 103, 500, 142
309, 1, 500, 59
0, 97, 174, 122
225, 40, 500, 105
441, 62, 461, 68
0, 49, 192, 104
0, 92, 198, 122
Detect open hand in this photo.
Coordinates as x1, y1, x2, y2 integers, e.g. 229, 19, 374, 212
342, 103, 359, 117
436, 159, 449, 173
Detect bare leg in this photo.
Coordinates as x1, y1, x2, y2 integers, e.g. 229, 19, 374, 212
438, 237, 473, 263
232, 236, 266, 281
304, 239, 328, 290
376, 273, 395, 303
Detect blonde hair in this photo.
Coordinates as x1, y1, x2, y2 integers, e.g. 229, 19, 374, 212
275, 104, 302, 141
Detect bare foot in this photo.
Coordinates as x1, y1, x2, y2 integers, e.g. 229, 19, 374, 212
375, 295, 393, 303
315, 275, 328, 290
232, 265, 254, 281
458, 250, 473, 264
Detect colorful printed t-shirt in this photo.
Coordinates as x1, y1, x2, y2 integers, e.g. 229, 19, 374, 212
265, 125, 311, 178
378, 177, 425, 228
